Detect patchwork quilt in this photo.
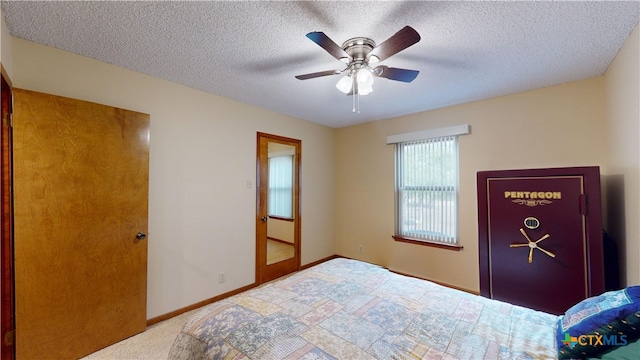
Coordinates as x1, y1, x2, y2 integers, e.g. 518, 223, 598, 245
168, 258, 558, 359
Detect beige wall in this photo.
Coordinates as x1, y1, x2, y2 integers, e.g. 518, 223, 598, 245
604, 24, 640, 286
267, 218, 294, 243
0, 6, 13, 76
335, 77, 609, 292
335, 22, 640, 290
9, 38, 336, 318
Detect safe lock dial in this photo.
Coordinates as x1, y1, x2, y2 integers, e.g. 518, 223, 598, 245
509, 228, 555, 264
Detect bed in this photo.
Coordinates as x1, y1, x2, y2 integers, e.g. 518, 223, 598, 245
168, 258, 639, 359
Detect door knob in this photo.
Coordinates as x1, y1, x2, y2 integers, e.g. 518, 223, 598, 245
136, 232, 147, 240
261, 216, 268, 222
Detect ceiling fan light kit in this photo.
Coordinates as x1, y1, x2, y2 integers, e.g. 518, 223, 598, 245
336, 68, 374, 95
296, 26, 422, 113
335, 75, 353, 93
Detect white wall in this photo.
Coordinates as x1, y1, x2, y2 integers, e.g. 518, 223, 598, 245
604, 24, 640, 286
10, 38, 336, 318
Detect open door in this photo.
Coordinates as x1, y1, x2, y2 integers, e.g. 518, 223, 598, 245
13, 89, 149, 359
256, 132, 301, 284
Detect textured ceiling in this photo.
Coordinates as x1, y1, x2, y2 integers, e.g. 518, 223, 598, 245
2, 1, 639, 128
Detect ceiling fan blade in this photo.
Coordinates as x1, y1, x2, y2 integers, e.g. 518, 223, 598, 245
374, 65, 419, 83
368, 26, 421, 62
306, 32, 350, 61
295, 69, 341, 80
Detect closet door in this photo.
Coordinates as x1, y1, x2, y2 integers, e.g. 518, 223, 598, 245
13, 89, 150, 359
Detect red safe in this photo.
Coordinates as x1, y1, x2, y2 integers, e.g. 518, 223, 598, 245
477, 166, 604, 315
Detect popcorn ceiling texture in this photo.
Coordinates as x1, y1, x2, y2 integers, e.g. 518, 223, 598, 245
2, 1, 639, 128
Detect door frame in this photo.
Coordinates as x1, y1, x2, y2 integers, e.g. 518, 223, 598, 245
1, 66, 15, 360
256, 132, 301, 284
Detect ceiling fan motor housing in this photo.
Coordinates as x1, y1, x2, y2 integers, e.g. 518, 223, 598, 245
341, 37, 376, 65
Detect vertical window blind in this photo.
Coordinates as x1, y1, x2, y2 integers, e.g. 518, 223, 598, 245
268, 155, 294, 218
396, 136, 458, 244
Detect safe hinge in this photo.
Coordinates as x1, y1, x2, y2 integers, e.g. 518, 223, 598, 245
3, 329, 15, 346
579, 194, 587, 215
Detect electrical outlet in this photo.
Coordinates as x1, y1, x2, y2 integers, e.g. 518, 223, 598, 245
218, 272, 226, 283
358, 245, 364, 253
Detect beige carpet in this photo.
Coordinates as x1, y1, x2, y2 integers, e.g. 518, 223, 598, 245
81, 310, 194, 360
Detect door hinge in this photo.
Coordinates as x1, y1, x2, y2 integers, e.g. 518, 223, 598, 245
3, 329, 15, 346
2, 113, 12, 127
579, 194, 587, 215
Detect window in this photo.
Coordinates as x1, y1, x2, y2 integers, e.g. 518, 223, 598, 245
268, 155, 293, 218
388, 125, 468, 249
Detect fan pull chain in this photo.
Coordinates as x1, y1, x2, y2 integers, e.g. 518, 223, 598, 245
352, 92, 356, 113
352, 76, 357, 113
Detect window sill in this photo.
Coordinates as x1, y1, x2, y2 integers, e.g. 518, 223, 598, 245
392, 235, 463, 251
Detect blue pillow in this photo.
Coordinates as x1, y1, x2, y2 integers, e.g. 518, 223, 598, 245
557, 286, 640, 359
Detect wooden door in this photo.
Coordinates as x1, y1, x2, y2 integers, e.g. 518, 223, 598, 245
478, 167, 604, 315
13, 89, 149, 359
256, 133, 301, 284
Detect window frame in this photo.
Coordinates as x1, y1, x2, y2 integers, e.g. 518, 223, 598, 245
388, 125, 469, 251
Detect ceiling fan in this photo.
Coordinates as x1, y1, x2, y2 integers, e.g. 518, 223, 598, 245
295, 26, 421, 101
